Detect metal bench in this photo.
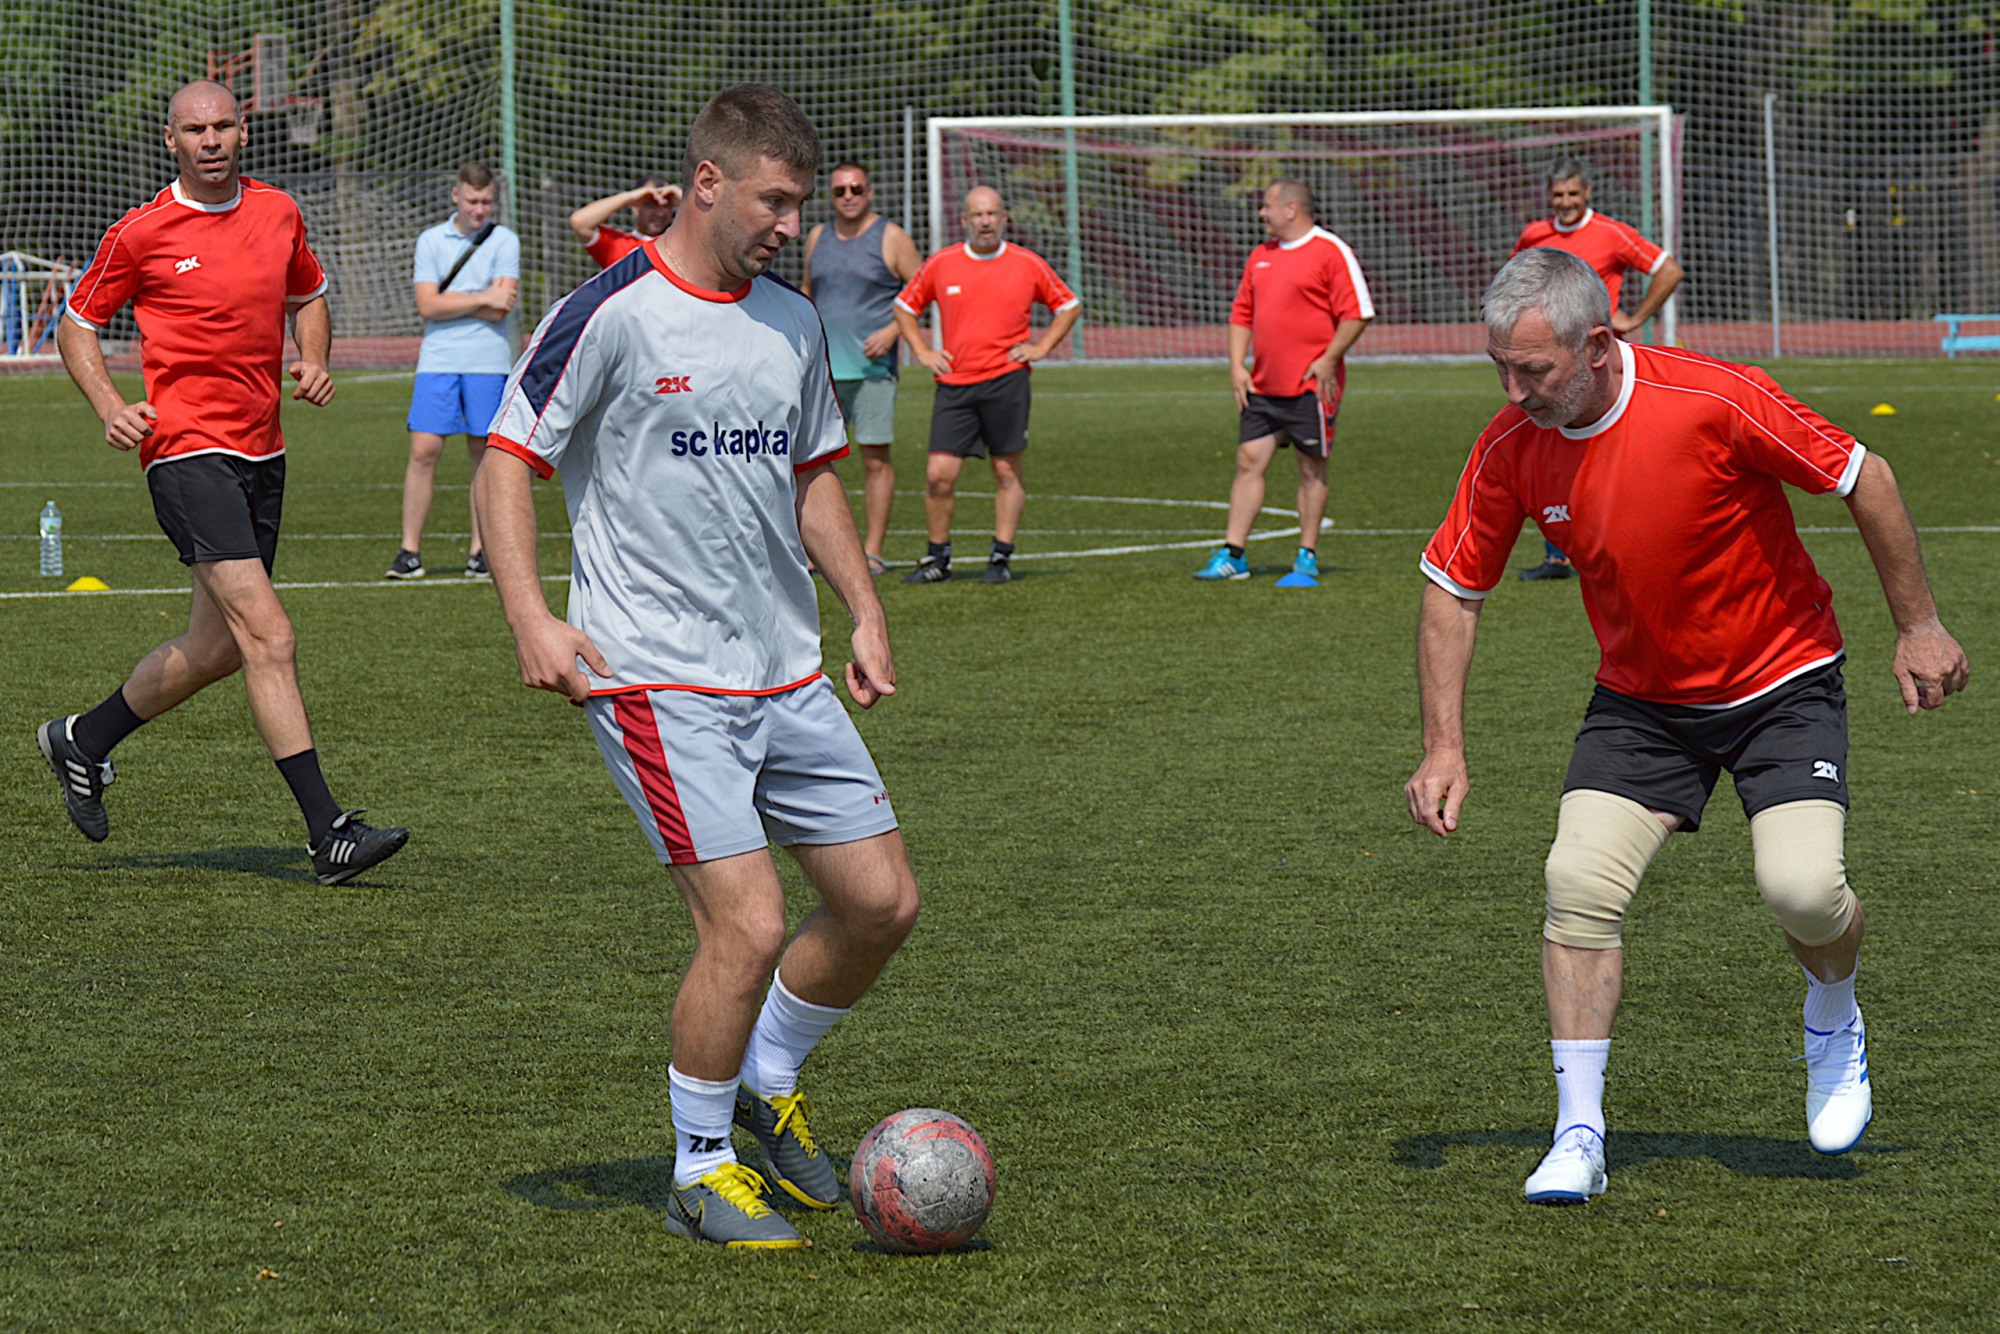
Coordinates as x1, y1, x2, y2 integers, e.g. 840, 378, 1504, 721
1934, 314, 2000, 358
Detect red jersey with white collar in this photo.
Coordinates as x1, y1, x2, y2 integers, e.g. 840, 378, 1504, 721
1421, 342, 1866, 707
1512, 209, 1665, 310
67, 178, 327, 471
1230, 227, 1374, 399
895, 241, 1079, 386
584, 225, 650, 269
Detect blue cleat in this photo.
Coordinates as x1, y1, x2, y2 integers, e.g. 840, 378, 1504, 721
1193, 548, 1249, 581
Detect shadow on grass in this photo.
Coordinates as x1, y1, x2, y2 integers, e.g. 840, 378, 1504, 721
850, 1237, 995, 1256
504, 1157, 677, 1212
1393, 1128, 1898, 1180
87, 845, 319, 884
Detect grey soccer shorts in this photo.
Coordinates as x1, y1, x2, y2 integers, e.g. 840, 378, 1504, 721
586, 675, 900, 865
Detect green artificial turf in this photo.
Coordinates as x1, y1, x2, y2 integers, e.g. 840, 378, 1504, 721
0, 359, 1994, 1330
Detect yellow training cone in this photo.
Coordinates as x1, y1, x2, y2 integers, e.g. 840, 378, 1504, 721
1869, 403, 1896, 416
65, 576, 110, 591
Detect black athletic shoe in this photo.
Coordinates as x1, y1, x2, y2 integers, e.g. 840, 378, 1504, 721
37, 715, 114, 843
464, 552, 490, 580
902, 556, 952, 585
1518, 558, 1573, 582
981, 558, 1013, 584
310, 810, 410, 886
385, 549, 425, 580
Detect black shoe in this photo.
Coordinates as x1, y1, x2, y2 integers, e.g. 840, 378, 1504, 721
981, 558, 1012, 584
310, 810, 410, 886
902, 556, 951, 585
37, 715, 114, 842
385, 549, 425, 580
464, 552, 491, 580
1518, 558, 1573, 582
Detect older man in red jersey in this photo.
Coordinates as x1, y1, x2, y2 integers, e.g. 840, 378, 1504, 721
1406, 247, 1966, 1206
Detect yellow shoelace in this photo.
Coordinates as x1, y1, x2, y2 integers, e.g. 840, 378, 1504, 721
767, 1091, 821, 1156
706, 1161, 777, 1218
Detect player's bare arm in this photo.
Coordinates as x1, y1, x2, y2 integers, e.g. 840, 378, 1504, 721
57, 317, 155, 449
413, 278, 518, 324
1009, 303, 1083, 364
1405, 581, 1485, 836
1611, 256, 1684, 336
567, 185, 667, 243
1227, 323, 1255, 411
894, 304, 951, 374
1843, 450, 1970, 713
800, 223, 825, 297
860, 226, 925, 360
1304, 316, 1373, 402
796, 461, 895, 708
286, 296, 335, 406
476, 451, 610, 704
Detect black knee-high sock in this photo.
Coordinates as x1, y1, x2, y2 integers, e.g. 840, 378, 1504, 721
276, 749, 343, 847
71, 687, 146, 761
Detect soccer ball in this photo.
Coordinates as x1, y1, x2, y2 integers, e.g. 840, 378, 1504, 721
850, 1107, 996, 1253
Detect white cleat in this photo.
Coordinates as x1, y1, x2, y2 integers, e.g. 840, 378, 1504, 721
1523, 1125, 1607, 1205
1805, 1008, 1872, 1155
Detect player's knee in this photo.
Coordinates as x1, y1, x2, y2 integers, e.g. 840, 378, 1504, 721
409, 434, 445, 465
234, 612, 297, 668
1542, 790, 1670, 950
1751, 800, 1856, 948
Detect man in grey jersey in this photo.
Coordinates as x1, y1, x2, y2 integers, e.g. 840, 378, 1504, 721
802, 161, 921, 573
479, 84, 919, 1251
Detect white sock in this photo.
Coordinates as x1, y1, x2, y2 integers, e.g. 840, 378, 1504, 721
1802, 968, 1860, 1034
1551, 1039, 1611, 1140
668, 1065, 739, 1186
740, 970, 849, 1100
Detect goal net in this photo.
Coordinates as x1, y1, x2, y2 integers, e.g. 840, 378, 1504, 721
2, 2, 1994, 364
929, 110, 1679, 361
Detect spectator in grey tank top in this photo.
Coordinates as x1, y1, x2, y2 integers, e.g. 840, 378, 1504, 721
802, 162, 921, 574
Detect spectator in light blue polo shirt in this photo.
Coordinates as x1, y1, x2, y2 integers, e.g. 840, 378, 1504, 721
386, 161, 521, 580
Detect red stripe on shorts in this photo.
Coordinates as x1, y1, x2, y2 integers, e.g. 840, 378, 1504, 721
612, 692, 697, 864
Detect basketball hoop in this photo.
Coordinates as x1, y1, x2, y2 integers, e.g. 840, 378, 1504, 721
285, 97, 324, 147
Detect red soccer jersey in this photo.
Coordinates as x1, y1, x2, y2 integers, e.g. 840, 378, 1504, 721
895, 241, 1079, 386
1230, 227, 1375, 398
584, 225, 649, 269
67, 178, 327, 472
1421, 342, 1865, 707
1512, 209, 1665, 310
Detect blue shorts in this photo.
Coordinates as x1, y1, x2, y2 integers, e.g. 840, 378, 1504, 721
586, 676, 900, 866
407, 372, 507, 437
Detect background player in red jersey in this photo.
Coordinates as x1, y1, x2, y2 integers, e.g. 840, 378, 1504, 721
46, 79, 408, 887
891, 186, 1081, 584
1510, 156, 1685, 581
1406, 248, 1967, 1206
1193, 180, 1373, 587
567, 176, 681, 269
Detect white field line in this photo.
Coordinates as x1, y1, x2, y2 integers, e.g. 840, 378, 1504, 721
1, 483, 1992, 601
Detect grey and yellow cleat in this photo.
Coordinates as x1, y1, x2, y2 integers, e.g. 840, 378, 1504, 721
663, 1161, 809, 1248
735, 1087, 842, 1209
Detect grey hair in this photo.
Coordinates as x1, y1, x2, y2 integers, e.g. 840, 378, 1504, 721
1482, 248, 1611, 351
1545, 156, 1592, 187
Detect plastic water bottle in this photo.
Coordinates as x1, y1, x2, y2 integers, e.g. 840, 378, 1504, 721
38, 500, 62, 578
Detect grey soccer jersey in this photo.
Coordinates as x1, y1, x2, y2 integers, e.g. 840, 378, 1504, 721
488, 247, 850, 695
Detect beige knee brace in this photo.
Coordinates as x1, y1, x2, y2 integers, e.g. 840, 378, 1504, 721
1750, 799, 1857, 948
1544, 790, 1673, 950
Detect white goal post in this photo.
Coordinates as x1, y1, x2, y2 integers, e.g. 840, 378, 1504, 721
928, 108, 1680, 360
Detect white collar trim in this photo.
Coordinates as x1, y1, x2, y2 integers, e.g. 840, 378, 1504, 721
1552, 208, 1595, 235
962, 240, 1008, 262
1559, 339, 1635, 439
1277, 227, 1325, 251
172, 180, 243, 213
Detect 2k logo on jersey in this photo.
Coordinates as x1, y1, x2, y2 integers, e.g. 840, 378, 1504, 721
174, 255, 201, 275
1542, 504, 1572, 524
655, 375, 692, 394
